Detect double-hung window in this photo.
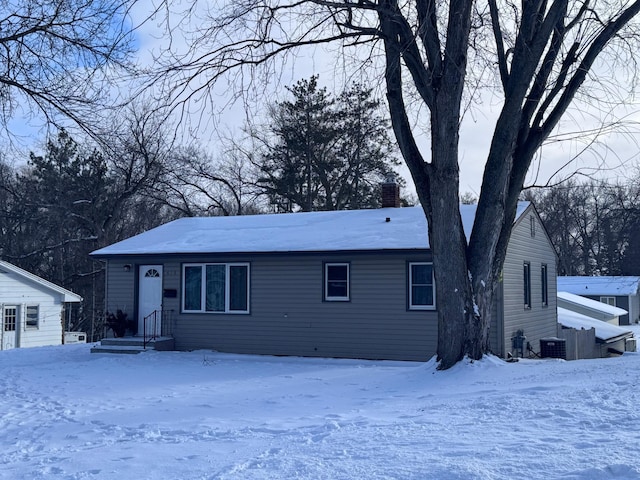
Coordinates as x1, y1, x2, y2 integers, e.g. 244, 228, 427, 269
523, 262, 532, 309
324, 263, 350, 301
409, 262, 435, 309
183, 263, 250, 313
541, 264, 548, 307
26, 305, 39, 329
600, 296, 616, 307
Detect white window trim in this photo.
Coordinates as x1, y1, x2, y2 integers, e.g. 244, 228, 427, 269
600, 296, 616, 307
409, 262, 436, 310
324, 262, 350, 301
182, 263, 250, 314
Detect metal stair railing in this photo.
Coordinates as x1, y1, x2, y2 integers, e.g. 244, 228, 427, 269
143, 309, 174, 349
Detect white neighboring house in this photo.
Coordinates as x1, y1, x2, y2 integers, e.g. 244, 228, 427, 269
0, 260, 82, 350
557, 291, 628, 325
557, 276, 640, 325
557, 291, 635, 359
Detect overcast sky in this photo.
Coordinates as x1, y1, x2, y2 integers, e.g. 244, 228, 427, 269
10, 2, 640, 197
131, 0, 640, 197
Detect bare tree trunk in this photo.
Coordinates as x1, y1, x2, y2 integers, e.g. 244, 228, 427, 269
427, 169, 474, 368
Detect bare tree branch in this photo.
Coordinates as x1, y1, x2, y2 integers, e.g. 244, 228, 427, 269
0, 0, 138, 139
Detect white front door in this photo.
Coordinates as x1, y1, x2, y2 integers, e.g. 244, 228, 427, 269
138, 265, 163, 337
2, 306, 17, 350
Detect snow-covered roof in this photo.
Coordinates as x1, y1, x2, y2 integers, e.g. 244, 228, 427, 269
557, 291, 628, 318
0, 260, 83, 303
91, 202, 532, 256
557, 276, 640, 296
558, 307, 633, 343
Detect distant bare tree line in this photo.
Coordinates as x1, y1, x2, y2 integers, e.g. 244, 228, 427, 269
527, 179, 640, 277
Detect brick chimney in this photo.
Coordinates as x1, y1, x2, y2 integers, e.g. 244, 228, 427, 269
381, 176, 401, 208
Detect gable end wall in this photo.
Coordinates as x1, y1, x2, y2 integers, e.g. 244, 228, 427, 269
497, 208, 558, 357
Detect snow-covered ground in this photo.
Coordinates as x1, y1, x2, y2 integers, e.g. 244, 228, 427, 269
1, 343, 639, 480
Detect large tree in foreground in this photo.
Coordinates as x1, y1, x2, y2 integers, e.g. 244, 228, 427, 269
151, 0, 640, 368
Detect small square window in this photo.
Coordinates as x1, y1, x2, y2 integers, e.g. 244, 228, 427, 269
325, 263, 350, 301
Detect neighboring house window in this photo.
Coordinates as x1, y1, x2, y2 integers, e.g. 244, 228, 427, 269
324, 263, 350, 301
523, 262, 531, 309
409, 262, 435, 309
3, 306, 16, 332
541, 264, 548, 307
183, 263, 250, 313
600, 296, 616, 307
26, 305, 39, 329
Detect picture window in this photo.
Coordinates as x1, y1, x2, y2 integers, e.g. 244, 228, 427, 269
183, 263, 250, 313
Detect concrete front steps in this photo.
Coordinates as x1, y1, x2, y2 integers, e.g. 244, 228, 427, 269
91, 336, 175, 354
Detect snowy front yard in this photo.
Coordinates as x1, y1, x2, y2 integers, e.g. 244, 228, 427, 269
0, 344, 639, 479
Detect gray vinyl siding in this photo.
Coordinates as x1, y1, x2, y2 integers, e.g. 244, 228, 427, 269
175, 253, 436, 361
495, 207, 558, 357
630, 295, 640, 325
613, 296, 629, 321
105, 261, 136, 316
105, 252, 437, 361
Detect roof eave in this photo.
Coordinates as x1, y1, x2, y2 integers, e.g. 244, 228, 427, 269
0, 260, 83, 303
90, 247, 432, 258
597, 332, 633, 344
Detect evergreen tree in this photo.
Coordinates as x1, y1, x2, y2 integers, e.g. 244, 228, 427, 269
15, 130, 109, 285
258, 76, 399, 212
